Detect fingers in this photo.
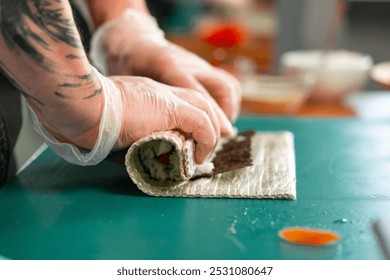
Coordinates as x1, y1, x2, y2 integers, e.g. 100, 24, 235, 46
111, 76, 220, 163
172, 99, 217, 163
171, 87, 221, 141
162, 72, 234, 137
196, 69, 242, 122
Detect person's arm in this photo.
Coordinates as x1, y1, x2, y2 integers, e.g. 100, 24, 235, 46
0, 0, 220, 165
88, 0, 149, 28
0, 0, 103, 149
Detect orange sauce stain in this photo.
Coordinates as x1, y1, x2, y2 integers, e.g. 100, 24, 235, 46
279, 227, 341, 246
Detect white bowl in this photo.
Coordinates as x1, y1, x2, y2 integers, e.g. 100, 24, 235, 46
371, 61, 390, 89
281, 50, 373, 102
240, 74, 315, 114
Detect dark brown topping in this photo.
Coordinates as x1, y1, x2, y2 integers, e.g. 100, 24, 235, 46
192, 130, 255, 180
212, 130, 254, 174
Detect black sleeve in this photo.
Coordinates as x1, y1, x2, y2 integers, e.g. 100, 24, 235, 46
0, 73, 22, 186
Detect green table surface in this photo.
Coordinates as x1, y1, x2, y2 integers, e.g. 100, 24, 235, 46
1, 117, 389, 260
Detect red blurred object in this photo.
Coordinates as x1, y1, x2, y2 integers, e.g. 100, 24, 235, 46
158, 153, 170, 165
195, 17, 248, 48
203, 23, 247, 48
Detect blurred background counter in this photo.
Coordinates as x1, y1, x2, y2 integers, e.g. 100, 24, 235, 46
14, 0, 390, 169
147, 0, 390, 118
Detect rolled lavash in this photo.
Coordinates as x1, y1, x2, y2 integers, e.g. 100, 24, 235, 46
125, 130, 197, 192
124, 130, 297, 199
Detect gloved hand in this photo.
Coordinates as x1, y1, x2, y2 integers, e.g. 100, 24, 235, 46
90, 9, 241, 135
110, 74, 227, 164
29, 68, 224, 165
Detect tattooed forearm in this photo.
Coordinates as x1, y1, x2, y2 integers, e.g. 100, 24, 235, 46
0, 0, 105, 148
55, 69, 102, 99
56, 76, 102, 99
0, 0, 103, 101
0, 0, 82, 67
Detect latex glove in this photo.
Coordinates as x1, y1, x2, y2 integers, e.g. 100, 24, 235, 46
29, 69, 221, 165
28, 67, 122, 166
111, 75, 222, 164
90, 9, 241, 134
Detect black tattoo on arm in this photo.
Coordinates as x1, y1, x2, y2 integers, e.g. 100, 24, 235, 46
65, 53, 81, 59
78, 72, 95, 80
58, 82, 82, 87
83, 87, 102, 99
56, 69, 103, 99
79, 70, 102, 99
0, 0, 82, 65
0, 0, 103, 103
54, 91, 67, 98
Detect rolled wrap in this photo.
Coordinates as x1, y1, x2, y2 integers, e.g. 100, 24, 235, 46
125, 130, 198, 193
125, 130, 297, 199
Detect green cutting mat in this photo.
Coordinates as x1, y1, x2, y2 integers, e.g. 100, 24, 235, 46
1, 117, 389, 259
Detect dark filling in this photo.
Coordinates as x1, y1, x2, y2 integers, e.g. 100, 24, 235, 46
193, 130, 255, 179
212, 130, 254, 174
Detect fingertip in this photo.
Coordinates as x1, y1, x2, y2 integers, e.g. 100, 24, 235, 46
221, 128, 232, 138
214, 104, 234, 136
220, 121, 234, 138
193, 127, 217, 164
231, 106, 240, 122
194, 146, 212, 164
176, 106, 217, 164
195, 152, 205, 164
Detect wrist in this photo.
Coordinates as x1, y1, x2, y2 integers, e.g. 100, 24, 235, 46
27, 71, 123, 165
33, 92, 104, 150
